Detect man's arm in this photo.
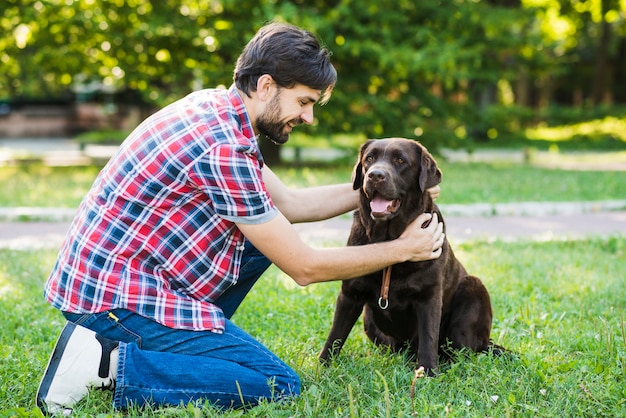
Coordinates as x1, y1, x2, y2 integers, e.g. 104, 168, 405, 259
262, 165, 358, 223
236, 210, 444, 286
263, 165, 441, 224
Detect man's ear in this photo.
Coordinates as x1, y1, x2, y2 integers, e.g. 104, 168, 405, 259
352, 140, 375, 190
256, 74, 275, 101
416, 142, 442, 192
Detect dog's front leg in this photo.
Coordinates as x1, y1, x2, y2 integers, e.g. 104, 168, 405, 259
414, 296, 443, 376
319, 291, 365, 365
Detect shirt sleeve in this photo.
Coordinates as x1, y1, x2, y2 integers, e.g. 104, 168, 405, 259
189, 142, 277, 224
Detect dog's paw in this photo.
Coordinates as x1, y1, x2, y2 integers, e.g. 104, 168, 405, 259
484, 341, 519, 362
318, 354, 332, 367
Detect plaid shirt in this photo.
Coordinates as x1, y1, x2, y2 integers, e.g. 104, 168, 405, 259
45, 85, 277, 332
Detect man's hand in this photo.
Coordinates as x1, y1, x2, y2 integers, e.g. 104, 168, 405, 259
398, 212, 444, 262
427, 185, 440, 201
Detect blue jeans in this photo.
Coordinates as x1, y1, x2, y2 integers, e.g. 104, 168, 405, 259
62, 242, 300, 410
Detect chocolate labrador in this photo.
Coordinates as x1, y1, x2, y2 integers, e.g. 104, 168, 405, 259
319, 138, 503, 375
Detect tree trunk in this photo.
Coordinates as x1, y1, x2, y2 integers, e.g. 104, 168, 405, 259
592, 1, 612, 105
515, 70, 530, 107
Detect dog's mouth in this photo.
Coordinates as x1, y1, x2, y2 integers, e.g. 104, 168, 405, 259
369, 195, 401, 218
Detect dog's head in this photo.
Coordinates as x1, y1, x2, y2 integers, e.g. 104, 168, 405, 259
353, 138, 442, 221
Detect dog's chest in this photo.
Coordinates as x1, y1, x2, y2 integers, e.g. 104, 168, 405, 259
344, 263, 437, 308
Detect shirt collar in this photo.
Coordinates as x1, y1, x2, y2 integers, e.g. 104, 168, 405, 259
227, 85, 255, 140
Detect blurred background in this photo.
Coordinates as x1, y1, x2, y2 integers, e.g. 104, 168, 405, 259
1, 0, 625, 165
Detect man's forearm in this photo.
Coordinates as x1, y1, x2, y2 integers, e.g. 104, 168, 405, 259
288, 183, 358, 223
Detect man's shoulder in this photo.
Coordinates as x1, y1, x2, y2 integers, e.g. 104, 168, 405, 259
183, 86, 242, 111
180, 86, 252, 137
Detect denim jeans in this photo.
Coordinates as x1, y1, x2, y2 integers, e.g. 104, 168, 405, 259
62, 242, 300, 410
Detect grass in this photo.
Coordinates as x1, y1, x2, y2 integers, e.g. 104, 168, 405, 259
525, 116, 626, 144
1, 237, 624, 416
0, 164, 101, 208
274, 162, 626, 205
0, 136, 624, 416
0, 160, 624, 209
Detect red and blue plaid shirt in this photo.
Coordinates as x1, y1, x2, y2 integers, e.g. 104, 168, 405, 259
45, 85, 277, 332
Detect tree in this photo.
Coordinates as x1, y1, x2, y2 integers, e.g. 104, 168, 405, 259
1, 0, 625, 154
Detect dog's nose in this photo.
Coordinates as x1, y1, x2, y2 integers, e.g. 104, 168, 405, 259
367, 169, 386, 183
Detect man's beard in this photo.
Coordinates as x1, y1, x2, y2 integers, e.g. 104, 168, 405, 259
256, 92, 300, 145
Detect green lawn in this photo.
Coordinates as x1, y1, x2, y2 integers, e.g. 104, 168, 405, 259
1, 161, 624, 208
274, 161, 626, 205
1, 237, 624, 416
1, 149, 624, 416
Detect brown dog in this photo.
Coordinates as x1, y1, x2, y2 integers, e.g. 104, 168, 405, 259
319, 138, 503, 375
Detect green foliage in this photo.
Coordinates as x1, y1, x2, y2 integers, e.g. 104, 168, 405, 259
2, 0, 625, 151
526, 115, 626, 151
311, 0, 536, 148
1, 0, 249, 104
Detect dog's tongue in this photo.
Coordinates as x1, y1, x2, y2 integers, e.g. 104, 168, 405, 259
370, 196, 395, 214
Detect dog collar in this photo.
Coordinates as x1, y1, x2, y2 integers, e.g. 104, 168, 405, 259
378, 266, 392, 310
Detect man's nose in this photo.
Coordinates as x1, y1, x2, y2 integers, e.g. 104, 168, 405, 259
301, 107, 314, 124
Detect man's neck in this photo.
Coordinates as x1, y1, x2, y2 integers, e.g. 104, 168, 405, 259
236, 87, 259, 135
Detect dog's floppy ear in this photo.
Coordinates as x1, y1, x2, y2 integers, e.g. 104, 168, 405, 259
352, 139, 375, 190
416, 142, 442, 192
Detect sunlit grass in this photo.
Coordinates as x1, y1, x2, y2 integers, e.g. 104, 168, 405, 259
273, 161, 626, 205
526, 116, 626, 143
437, 161, 626, 204
0, 159, 624, 209
0, 164, 101, 207
1, 237, 624, 416
530, 149, 626, 170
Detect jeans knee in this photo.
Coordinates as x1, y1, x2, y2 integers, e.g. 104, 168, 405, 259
274, 367, 301, 399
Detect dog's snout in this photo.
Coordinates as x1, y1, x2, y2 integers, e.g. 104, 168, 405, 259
367, 168, 386, 183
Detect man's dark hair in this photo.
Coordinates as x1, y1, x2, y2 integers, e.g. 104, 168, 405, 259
234, 22, 337, 104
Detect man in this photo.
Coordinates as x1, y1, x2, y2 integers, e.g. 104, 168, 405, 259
36, 22, 444, 414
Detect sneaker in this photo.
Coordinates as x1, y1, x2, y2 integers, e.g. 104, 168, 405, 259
36, 321, 119, 415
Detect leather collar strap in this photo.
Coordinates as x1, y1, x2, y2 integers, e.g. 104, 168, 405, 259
378, 266, 392, 310
377, 211, 434, 310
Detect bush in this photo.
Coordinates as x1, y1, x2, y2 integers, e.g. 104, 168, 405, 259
76, 129, 128, 149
